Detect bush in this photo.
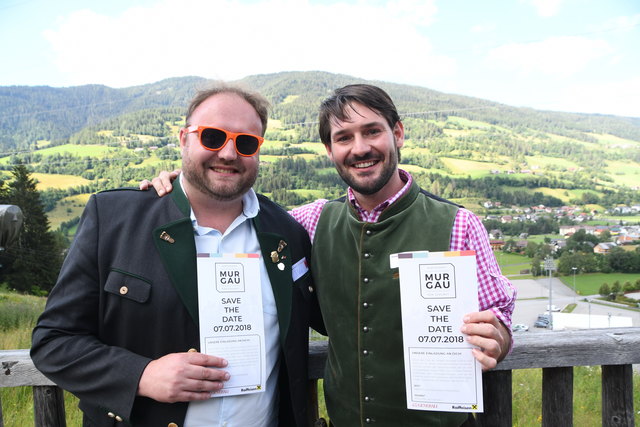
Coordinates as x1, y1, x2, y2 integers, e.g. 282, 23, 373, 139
599, 283, 610, 296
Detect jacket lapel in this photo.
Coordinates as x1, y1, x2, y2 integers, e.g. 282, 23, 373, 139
152, 180, 199, 325
254, 216, 293, 346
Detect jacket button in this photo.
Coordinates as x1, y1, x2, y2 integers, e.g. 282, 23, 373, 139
168, 423, 178, 427
188, 348, 198, 353
115, 415, 123, 422
119, 286, 128, 295
308, 285, 314, 293
107, 412, 115, 418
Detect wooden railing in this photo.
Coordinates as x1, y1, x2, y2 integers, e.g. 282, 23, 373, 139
2, 327, 639, 427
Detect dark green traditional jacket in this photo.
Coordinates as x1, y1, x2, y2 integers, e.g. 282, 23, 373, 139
32, 180, 320, 427
311, 180, 467, 427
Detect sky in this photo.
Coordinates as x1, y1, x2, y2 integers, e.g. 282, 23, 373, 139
1, 0, 639, 118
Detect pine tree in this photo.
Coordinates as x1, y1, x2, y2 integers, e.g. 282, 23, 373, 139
0, 164, 63, 294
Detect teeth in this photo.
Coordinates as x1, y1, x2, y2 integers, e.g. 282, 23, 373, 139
354, 161, 376, 169
212, 167, 235, 173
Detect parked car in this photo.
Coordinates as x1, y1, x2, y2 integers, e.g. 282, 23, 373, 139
534, 315, 550, 328
512, 323, 529, 332
534, 319, 549, 328
546, 304, 561, 312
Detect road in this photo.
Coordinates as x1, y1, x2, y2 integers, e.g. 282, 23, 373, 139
510, 277, 640, 372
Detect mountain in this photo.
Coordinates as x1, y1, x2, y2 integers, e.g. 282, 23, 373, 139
1, 71, 639, 151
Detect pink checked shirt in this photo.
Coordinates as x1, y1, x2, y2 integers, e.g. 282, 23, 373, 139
289, 170, 516, 330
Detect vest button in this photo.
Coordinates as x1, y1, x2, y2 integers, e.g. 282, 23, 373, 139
364, 396, 370, 401
363, 326, 369, 332
363, 252, 371, 259
363, 277, 369, 283
363, 302, 369, 308
363, 350, 369, 355
366, 229, 372, 235
365, 417, 373, 423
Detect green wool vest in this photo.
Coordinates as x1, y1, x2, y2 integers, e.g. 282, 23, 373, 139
312, 181, 467, 427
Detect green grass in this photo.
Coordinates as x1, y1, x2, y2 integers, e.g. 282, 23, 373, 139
559, 273, 640, 296
32, 172, 92, 191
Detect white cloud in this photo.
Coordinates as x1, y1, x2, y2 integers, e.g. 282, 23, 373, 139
522, 0, 563, 17
42, 0, 452, 88
486, 36, 611, 77
556, 76, 640, 117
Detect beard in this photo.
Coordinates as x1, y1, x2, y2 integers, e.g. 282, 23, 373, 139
181, 154, 258, 202
334, 147, 399, 196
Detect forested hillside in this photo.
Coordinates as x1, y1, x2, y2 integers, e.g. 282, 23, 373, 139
0, 71, 638, 235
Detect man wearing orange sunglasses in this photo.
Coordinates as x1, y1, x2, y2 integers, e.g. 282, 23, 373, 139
32, 84, 322, 426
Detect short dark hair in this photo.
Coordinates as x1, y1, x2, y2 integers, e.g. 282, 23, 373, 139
185, 83, 270, 136
318, 84, 400, 145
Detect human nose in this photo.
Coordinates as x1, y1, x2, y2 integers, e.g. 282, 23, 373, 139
217, 137, 238, 160
350, 133, 370, 156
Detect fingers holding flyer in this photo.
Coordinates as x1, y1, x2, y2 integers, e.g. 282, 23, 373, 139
461, 310, 511, 371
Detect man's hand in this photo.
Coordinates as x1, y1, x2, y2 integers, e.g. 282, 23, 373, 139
139, 169, 181, 196
137, 352, 229, 402
461, 310, 511, 371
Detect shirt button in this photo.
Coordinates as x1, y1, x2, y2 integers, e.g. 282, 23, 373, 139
119, 286, 128, 295
363, 326, 369, 332
363, 277, 370, 283
364, 253, 371, 259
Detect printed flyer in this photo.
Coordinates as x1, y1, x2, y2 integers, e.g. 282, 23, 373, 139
392, 250, 483, 413
196, 253, 266, 397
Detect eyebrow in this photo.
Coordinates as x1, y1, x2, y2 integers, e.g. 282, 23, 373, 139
331, 121, 386, 139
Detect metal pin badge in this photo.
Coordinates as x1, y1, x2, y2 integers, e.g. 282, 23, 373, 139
277, 240, 287, 253
159, 231, 175, 244
270, 251, 280, 263
277, 262, 285, 271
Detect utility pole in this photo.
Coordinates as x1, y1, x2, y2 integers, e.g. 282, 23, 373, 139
572, 266, 577, 304
544, 257, 557, 329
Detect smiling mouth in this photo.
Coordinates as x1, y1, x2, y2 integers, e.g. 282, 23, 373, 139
210, 166, 238, 174
352, 160, 377, 169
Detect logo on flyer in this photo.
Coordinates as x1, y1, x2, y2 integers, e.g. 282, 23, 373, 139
418, 263, 456, 298
215, 263, 245, 292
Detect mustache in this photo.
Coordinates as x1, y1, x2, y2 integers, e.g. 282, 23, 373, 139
347, 153, 380, 164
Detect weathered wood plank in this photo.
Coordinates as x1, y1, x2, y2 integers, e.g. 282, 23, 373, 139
602, 364, 634, 427
477, 370, 512, 427
33, 386, 66, 427
496, 328, 640, 370
0, 350, 55, 387
542, 367, 573, 426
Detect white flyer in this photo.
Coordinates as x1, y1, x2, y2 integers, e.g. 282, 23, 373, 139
393, 250, 483, 413
196, 253, 266, 397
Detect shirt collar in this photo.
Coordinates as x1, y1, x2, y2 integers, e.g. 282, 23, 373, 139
178, 174, 260, 227
347, 169, 412, 220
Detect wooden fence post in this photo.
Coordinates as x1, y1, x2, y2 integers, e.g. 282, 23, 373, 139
601, 364, 634, 427
477, 369, 512, 427
542, 367, 573, 426
33, 386, 66, 427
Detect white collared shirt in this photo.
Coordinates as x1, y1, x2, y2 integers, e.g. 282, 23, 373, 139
182, 177, 280, 427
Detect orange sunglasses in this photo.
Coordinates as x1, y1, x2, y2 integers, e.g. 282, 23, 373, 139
185, 125, 264, 157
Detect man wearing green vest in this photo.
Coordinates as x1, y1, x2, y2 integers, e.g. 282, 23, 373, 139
143, 84, 516, 426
